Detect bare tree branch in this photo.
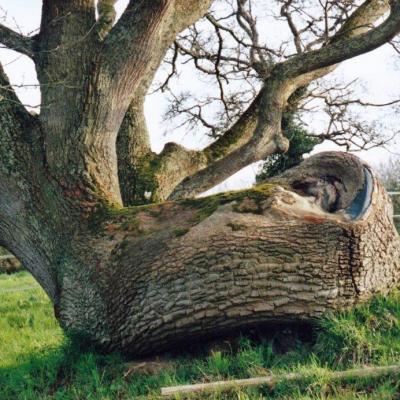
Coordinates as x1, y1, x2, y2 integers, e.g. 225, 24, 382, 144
0, 24, 34, 58
167, 0, 398, 199
162, 0, 391, 140
281, 0, 396, 78
169, 77, 290, 199
280, 0, 304, 53
102, 1, 212, 99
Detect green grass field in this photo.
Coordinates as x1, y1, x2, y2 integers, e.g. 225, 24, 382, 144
1, 271, 400, 399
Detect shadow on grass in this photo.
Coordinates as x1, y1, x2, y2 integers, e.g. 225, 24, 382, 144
1, 290, 400, 399
0, 338, 130, 399
1, 332, 399, 400
0, 326, 317, 399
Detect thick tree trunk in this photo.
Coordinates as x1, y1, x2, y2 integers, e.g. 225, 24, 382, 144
44, 152, 399, 356
1, 0, 400, 360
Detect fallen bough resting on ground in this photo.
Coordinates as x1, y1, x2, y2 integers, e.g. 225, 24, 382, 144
6, 152, 400, 356
59, 151, 400, 356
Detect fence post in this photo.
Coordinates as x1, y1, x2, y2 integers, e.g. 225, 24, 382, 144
389, 192, 400, 220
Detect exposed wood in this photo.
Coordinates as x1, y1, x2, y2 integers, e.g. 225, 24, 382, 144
161, 364, 400, 397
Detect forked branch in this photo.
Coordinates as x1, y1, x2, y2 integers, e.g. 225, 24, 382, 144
167, 0, 399, 199
103, 0, 213, 100
281, 0, 399, 78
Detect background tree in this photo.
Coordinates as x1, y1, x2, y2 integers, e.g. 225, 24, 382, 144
0, 0, 400, 356
377, 156, 400, 231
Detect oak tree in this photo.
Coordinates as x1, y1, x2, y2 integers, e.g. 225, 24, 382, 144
0, 0, 400, 356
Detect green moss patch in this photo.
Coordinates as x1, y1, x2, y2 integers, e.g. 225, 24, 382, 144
181, 183, 280, 223
88, 183, 280, 239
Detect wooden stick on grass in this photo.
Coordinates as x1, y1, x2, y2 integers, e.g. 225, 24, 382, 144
161, 365, 400, 397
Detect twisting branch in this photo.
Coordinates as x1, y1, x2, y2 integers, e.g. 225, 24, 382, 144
159, 42, 179, 92
0, 24, 34, 58
169, 77, 290, 200
165, 0, 398, 199
280, 0, 303, 53
281, 1, 400, 79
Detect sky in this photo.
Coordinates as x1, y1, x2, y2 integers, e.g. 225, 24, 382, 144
0, 0, 399, 194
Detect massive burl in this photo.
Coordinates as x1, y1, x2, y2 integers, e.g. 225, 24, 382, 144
52, 152, 398, 356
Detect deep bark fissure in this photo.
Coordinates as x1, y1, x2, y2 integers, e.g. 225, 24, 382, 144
348, 232, 362, 296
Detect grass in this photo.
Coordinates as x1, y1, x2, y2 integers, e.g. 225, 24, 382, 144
1, 272, 400, 399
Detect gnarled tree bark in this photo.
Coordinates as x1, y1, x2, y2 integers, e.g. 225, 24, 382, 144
0, 0, 399, 357
55, 152, 399, 356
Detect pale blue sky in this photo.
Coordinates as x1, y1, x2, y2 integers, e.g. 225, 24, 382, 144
0, 0, 398, 193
